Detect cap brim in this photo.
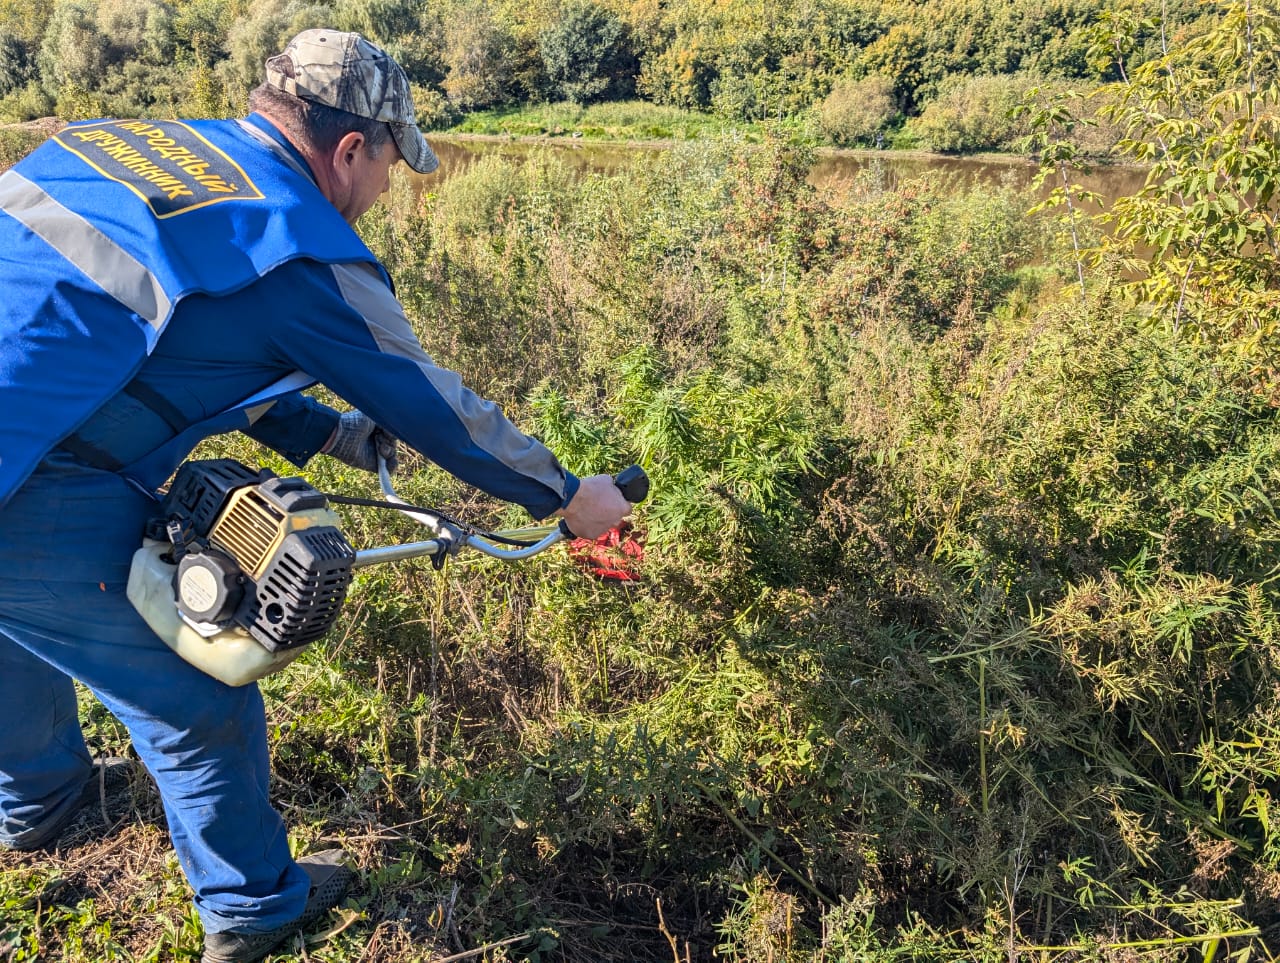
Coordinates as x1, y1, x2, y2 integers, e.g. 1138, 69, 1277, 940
391, 123, 438, 174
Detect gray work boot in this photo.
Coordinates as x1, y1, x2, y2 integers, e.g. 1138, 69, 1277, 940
200, 850, 353, 963
4, 757, 135, 852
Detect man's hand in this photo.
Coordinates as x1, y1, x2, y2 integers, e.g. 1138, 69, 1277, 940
323, 411, 398, 473
559, 474, 633, 540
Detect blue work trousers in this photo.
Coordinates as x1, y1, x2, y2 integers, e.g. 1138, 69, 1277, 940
0, 477, 311, 934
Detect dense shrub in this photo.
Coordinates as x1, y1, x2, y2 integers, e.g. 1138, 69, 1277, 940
6, 5, 1280, 963
441, 2, 512, 109
0, 122, 46, 168
813, 73, 897, 146
908, 73, 1035, 153
97, 0, 176, 65
37, 0, 107, 95
340, 130, 1280, 959
409, 81, 455, 129
538, 1, 635, 105
218, 0, 330, 104
94, 58, 185, 115
0, 79, 53, 121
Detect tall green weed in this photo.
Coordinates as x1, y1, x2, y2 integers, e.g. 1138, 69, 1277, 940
330, 132, 1280, 959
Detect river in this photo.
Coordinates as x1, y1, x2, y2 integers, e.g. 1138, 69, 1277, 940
416, 136, 1149, 207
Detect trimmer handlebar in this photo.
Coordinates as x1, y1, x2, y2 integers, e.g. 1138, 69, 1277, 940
353, 460, 649, 569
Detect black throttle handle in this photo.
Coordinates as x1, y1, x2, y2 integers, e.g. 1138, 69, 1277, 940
614, 464, 649, 504
558, 465, 650, 540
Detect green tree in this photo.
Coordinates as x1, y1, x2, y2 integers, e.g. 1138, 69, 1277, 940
538, 0, 635, 104
0, 27, 32, 96
173, 0, 236, 69
38, 0, 107, 95
333, 0, 445, 85
1016, 83, 1102, 299
858, 19, 932, 112
908, 72, 1033, 152
442, 2, 513, 109
814, 74, 897, 145
97, 0, 177, 65
219, 0, 330, 101
635, 0, 883, 116
637, 30, 716, 109
0, 0, 56, 47
1091, 0, 1280, 390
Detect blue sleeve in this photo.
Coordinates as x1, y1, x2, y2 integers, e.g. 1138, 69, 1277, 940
249, 259, 578, 519
241, 392, 339, 468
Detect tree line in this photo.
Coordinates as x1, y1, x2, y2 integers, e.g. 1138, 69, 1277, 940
0, 0, 1220, 151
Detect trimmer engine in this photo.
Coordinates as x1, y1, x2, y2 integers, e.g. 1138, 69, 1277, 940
150, 459, 356, 652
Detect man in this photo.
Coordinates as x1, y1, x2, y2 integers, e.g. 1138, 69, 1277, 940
0, 28, 631, 963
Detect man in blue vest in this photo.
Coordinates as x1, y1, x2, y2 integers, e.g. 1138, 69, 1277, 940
0, 29, 632, 963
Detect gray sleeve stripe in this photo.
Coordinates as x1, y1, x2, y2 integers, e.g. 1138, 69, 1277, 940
0, 170, 171, 330
329, 261, 567, 495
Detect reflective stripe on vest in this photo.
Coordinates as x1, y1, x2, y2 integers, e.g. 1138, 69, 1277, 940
0, 171, 171, 332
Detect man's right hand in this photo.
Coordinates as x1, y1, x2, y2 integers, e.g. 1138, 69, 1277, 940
559, 474, 633, 540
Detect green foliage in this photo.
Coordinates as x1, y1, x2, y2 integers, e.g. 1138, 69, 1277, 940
859, 0, 1105, 113
365, 126, 1280, 959
333, 0, 445, 86
0, 0, 56, 47
1090, 0, 1280, 391
1016, 83, 1104, 298
220, 0, 331, 104
858, 19, 933, 113
97, 0, 177, 66
441, 1, 513, 109
813, 73, 897, 147
537, 0, 634, 105
171, 0, 235, 70
0, 27, 32, 96
0, 0, 1233, 152
450, 97, 733, 139
409, 81, 455, 129
908, 72, 1035, 153
11, 3, 1280, 962
0, 121, 45, 166
0, 81, 54, 122
37, 0, 107, 95
90, 59, 183, 115
599, 345, 819, 546
638, 0, 884, 121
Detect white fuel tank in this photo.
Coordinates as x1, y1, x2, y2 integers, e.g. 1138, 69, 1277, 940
126, 539, 308, 686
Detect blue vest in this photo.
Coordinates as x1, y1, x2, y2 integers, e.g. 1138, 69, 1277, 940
0, 117, 385, 507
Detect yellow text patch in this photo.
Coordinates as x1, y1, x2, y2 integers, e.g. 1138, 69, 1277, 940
53, 120, 265, 218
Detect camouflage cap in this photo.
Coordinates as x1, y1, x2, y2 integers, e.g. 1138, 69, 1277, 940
266, 29, 438, 174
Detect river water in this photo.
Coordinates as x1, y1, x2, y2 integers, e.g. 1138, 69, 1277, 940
416, 136, 1150, 207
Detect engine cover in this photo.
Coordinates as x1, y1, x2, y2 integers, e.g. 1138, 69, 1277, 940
158, 460, 356, 652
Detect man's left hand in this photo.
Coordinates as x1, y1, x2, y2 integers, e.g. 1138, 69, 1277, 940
323, 410, 398, 473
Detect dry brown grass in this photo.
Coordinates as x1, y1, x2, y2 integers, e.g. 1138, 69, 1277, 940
0, 760, 472, 962
0, 761, 180, 960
